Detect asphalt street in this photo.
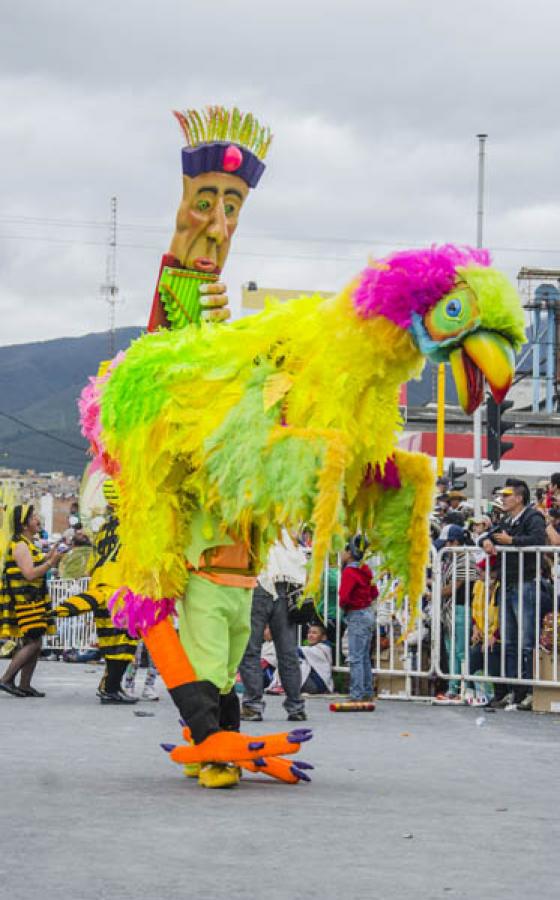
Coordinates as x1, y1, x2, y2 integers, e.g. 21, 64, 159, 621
1, 662, 558, 900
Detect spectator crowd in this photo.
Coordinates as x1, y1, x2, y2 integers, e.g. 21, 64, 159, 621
2, 471, 560, 716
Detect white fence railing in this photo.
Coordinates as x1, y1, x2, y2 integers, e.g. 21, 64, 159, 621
433, 545, 560, 698
319, 545, 560, 703
43, 546, 560, 708
315, 552, 434, 700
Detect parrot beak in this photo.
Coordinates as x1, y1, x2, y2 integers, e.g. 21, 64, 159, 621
449, 331, 516, 415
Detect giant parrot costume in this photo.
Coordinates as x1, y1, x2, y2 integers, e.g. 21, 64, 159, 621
82, 228, 525, 784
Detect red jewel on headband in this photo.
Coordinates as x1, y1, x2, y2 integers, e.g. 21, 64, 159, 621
223, 144, 243, 172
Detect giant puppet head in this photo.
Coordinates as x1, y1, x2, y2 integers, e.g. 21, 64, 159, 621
353, 245, 526, 413
169, 106, 272, 275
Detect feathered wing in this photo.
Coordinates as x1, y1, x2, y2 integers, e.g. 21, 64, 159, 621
348, 448, 433, 621
98, 295, 328, 603
97, 284, 425, 614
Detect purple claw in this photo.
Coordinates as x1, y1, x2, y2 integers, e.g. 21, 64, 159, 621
160, 743, 176, 753
290, 764, 311, 783
292, 760, 314, 771
253, 757, 267, 767
248, 741, 266, 751
287, 729, 313, 744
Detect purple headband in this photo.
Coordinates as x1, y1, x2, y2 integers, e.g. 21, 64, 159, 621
181, 141, 266, 188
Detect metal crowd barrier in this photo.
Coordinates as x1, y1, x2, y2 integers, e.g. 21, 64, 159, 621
44, 546, 560, 709
45, 577, 96, 652
316, 552, 435, 699
433, 545, 560, 698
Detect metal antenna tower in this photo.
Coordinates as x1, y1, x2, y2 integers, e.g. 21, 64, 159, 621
100, 196, 119, 356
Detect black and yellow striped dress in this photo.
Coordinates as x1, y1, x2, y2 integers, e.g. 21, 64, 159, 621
0, 536, 56, 640
56, 515, 138, 662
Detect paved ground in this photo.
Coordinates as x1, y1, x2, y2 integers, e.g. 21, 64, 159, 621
1, 662, 559, 900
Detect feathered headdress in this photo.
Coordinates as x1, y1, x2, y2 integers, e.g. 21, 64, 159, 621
172, 106, 272, 188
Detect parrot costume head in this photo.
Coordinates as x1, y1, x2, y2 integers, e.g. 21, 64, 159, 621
353, 245, 525, 413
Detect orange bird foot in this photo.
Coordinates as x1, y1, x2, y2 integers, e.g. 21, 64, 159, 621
241, 755, 314, 784
161, 726, 313, 766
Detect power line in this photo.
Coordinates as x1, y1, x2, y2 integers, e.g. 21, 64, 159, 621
1, 213, 560, 255
0, 410, 86, 453
3, 230, 560, 265
0, 232, 364, 263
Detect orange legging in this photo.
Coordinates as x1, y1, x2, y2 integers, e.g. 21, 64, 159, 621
141, 618, 195, 689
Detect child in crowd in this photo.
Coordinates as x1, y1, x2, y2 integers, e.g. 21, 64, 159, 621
339, 536, 378, 701
261, 624, 282, 693
299, 622, 334, 694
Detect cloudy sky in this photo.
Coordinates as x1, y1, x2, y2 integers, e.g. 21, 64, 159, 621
1, 0, 559, 346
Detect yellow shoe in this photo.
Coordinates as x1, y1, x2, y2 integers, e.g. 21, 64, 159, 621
183, 763, 201, 778
198, 763, 241, 789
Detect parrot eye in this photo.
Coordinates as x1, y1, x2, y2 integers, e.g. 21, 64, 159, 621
422, 283, 480, 344
445, 298, 462, 318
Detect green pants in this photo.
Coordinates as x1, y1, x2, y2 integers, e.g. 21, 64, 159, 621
176, 574, 252, 694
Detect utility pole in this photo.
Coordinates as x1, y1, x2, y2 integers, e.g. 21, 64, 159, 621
473, 134, 487, 516
100, 196, 119, 357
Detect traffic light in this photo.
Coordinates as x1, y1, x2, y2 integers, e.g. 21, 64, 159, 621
486, 397, 514, 470
447, 461, 467, 492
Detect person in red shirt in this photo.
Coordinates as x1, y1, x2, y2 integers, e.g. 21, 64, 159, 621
339, 535, 378, 701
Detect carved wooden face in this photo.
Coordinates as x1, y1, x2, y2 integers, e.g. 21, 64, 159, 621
168, 171, 249, 274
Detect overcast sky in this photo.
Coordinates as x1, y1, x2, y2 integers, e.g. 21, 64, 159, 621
1, 0, 559, 346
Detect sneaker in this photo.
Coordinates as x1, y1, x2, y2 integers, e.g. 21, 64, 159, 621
265, 685, 285, 695
434, 692, 463, 705
99, 690, 139, 705
240, 706, 263, 722
140, 687, 159, 701
466, 693, 489, 707
287, 710, 308, 721
487, 695, 506, 709
516, 694, 533, 712
469, 696, 489, 707
493, 692, 515, 710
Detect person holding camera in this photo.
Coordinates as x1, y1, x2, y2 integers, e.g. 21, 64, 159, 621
482, 480, 546, 711
0, 504, 63, 697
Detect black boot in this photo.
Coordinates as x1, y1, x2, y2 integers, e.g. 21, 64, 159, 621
169, 680, 221, 744
219, 688, 241, 732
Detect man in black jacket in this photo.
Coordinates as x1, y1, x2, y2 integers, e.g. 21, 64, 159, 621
482, 479, 546, 710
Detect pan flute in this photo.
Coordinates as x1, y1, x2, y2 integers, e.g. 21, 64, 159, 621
158, 266, 218, 329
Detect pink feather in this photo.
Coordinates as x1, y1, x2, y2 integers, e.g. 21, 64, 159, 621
78, 352, 126, 473
353, 245, 491, 328
108, 588, 177, 638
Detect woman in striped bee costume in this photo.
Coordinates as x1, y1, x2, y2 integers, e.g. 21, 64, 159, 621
55, 481, 139, 704
0, 504, 62, 697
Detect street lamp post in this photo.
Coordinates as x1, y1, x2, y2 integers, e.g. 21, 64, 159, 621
472, 133, 487, 517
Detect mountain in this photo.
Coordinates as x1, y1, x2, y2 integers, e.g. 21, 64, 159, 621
0, 320, 534, 478
0, 327, 142, 475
